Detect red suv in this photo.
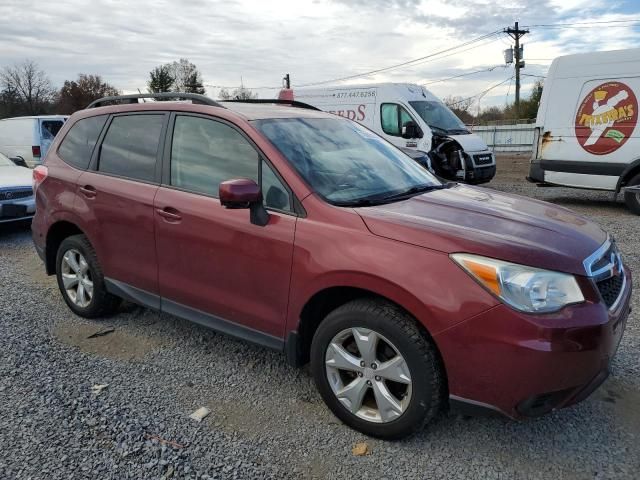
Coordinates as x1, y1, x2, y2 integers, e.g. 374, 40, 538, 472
32, 93, 632, 439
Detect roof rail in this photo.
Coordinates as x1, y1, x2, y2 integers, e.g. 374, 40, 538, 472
222, 99, 320, 111
87, 92, 225, 109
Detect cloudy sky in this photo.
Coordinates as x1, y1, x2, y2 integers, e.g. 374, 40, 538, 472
1, 0, 639, 109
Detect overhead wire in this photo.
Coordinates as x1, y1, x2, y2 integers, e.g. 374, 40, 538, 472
295, 29, 504, 87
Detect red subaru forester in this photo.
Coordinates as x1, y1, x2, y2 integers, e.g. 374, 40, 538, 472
32, 94, 632, 439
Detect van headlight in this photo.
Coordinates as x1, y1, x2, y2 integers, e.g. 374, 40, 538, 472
451, 253, 585, 313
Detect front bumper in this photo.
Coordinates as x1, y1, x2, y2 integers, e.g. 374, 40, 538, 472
436, 268, 632, 418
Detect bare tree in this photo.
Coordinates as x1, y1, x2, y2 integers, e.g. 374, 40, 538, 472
167, 59, 205, 94
218, 86, 258, 100
1, 60, 55, 115
443, 95, 475, 124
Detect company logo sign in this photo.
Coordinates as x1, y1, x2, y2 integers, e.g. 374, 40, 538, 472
575, 81, 638, 155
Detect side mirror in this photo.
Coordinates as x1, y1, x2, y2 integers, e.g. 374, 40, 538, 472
10, 156, 27, 168
401, 121, 423, 139
219, 178, 269, 226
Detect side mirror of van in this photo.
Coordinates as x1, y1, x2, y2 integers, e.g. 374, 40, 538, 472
401, 121, 423, 139
219, 178, 269, 227
10, 156, 28, 168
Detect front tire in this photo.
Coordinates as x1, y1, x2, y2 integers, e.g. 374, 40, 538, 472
310, 299, 444, 439
624, 173, 640, 215
55, 234, 120, 318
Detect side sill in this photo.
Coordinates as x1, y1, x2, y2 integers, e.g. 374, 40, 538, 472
105, 278, 161, 310
104, 277, 284, 352
162, 298, 284, 351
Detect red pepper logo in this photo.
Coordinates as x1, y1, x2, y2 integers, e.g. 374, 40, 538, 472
575, 82, 638, 155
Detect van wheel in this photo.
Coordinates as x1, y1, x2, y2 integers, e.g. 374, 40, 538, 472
55, 234, 121, 318
310, 299, 444, 439
624, 173, 640, 215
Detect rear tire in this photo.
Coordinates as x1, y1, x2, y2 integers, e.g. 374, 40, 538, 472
623, 173, 640, 215
310, 298, 444, 439
55, 234, 120, 318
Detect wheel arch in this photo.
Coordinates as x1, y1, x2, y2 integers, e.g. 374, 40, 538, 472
616, 157, 640, 192
45, 220, 86, 275
286, 284, 446, 384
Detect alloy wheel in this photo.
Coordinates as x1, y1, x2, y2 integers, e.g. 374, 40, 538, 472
60, 249, 93, 308
325, 327, 412, 423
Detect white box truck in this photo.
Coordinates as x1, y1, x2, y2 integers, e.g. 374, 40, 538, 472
528, 48, 640, 214
0, 115, 68, 168
280, 83, 496, 184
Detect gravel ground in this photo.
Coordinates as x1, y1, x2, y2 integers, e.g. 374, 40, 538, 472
0, 154, 638, 479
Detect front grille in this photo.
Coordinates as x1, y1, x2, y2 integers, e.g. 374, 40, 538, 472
0, 188, 33, 201
596, 272, 624, 308
473, 153, 493, 166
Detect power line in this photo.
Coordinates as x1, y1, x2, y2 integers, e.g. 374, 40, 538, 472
295, 29, 504, 87
204, 84, 281, 90
522, 19, 640, 28
421, 65, 506, 85
448, 76, 514, 106
521, 73, 546, 79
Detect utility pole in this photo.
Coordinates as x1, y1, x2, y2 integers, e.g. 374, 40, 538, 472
504, 21, 529, 119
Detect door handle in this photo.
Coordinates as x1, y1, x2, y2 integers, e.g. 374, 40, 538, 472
79, 185, 97, 199
156, 207, 182, 222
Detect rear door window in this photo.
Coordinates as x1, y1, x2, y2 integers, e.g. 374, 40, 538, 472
58, 115, 107, 170
99, 115, 164, 182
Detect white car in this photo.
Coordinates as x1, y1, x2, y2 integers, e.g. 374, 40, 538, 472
0, 152, 35, 223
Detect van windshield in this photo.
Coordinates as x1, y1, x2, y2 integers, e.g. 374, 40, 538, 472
409, 101, 469, 135
254, 117, 442, 206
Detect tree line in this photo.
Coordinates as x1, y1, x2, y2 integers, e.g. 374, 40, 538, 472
0, 58, 257, 119
1, 58, 543, 122
444, 80, 544, 125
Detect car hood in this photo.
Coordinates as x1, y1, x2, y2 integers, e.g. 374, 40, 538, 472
0, 165, 32, 189
448, 133, 488, 152
356, 184, 607, 276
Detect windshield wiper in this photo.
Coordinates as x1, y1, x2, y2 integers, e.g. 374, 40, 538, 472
379, 183, 451, 202
332, 197, 389, 207
428, 124, 449, 135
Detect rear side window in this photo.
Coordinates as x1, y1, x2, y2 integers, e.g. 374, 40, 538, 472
170, 115, 258, 196
41, 120, 64, 139
58, 115, 107, 170
99, 115, 164, 182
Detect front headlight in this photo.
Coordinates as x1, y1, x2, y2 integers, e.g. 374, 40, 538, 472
451, 253, 585, 313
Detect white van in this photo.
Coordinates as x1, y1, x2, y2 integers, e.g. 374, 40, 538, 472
529, 48, 640, 214
0, 115, 68, 168
281, 83, 496, 184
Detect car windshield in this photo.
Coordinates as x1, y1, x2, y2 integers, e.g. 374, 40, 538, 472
0, 153, 13, 166
409, 101, 469, 135
253, 117, 442, 206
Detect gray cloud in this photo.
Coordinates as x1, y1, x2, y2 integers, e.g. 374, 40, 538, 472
0, 0, 638, 107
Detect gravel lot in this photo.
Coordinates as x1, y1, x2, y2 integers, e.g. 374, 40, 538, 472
0, 154, 638, 479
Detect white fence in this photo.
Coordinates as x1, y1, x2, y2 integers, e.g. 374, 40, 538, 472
470, 123, 536, 152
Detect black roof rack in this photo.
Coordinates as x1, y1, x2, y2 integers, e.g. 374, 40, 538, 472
222, 99, 320, 111
87, 92, 225, 109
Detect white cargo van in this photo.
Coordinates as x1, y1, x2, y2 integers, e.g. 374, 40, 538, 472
0, 115, 68, 168
280, 83, 496, 184
529, 48, 640, 214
